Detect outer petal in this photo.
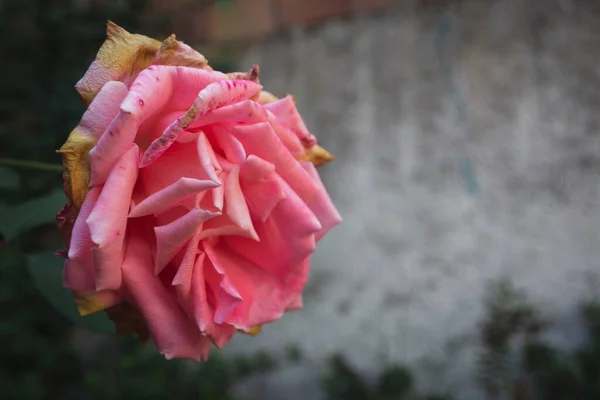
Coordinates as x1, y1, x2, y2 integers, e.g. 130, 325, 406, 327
264, 96, 316, 147
121, 224, 211, 361
87, 145, 139, 291
300, 162, 343, 241
63, 187, 101, 292
76, 21, 161, 106
58, 81, 129, 208
152, 34, 208, 68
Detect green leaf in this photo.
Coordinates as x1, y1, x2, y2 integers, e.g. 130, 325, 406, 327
0, 189, 65, 240
26, 252, 115, 335
0, 166, 20, 190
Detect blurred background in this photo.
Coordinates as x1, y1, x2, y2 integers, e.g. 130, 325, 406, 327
2, 0, 600, 399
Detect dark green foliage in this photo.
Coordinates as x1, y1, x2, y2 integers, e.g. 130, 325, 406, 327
321, 355, 455, 400
321, 355, 372, 400
478, 279, 600, 400
377, 365, 414, 400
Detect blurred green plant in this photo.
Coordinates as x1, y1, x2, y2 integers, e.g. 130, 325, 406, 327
478, 279, 600, 400
321, 354, 455, 400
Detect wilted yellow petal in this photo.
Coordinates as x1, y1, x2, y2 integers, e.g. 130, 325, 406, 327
297, 144, 335, 168
57, 130, 98, 209
255, 90, 279, 105
238, 325, 262, 336
227, 64, 260, 82
74, 291, 121, 316
152, 34, 209, 68
75, 21, 161, 106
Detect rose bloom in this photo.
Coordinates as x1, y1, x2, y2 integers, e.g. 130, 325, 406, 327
57, 22, 341, 360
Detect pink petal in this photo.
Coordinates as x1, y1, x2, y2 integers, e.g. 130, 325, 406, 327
79, 81, 129, 138
121, 224, 211, 361
247, 256, 310, 326
192, 254, 236, 347
140, 79, 263, 167
204, 243, 252, 331
232, 122, 320, 208
63, 187, 101, 292
239, 156, 285, 222
301, 162, 343, 240
286, 295, 303, 311
198, 167, 258, 241
89, 66, 227, 186
138, 135, 221, 205
172, 246, 235, 348
209, 243, 309, 327
266, 111, 304, 154
264, 96, 316, 147
172, 232, 202, 315
129, 177, 219, 218
226, 173, 320, 281
209, 124, 246, 165
154, 208, 218, 275
86, 145, 139, 291
187, 99, 268, 128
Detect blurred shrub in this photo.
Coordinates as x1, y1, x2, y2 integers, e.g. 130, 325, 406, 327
478, 279, 600, 400
321, 354, 455, 400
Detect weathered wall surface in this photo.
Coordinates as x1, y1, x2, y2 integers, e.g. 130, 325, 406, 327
224, 1, 600, 398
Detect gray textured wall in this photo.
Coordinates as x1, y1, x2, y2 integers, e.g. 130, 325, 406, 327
225, 1, 600, 398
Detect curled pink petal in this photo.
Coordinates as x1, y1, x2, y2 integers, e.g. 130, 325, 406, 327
130, 177, 219, 218
154, 208, 219, 275
140, 79, 262, 167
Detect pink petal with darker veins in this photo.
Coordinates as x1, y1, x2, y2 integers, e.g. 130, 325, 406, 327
140, 79, 263, 168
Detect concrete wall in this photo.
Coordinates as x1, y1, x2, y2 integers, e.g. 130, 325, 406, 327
223, 1, 600, 398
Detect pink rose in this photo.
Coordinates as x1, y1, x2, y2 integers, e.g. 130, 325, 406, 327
57, 22, 341, 360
